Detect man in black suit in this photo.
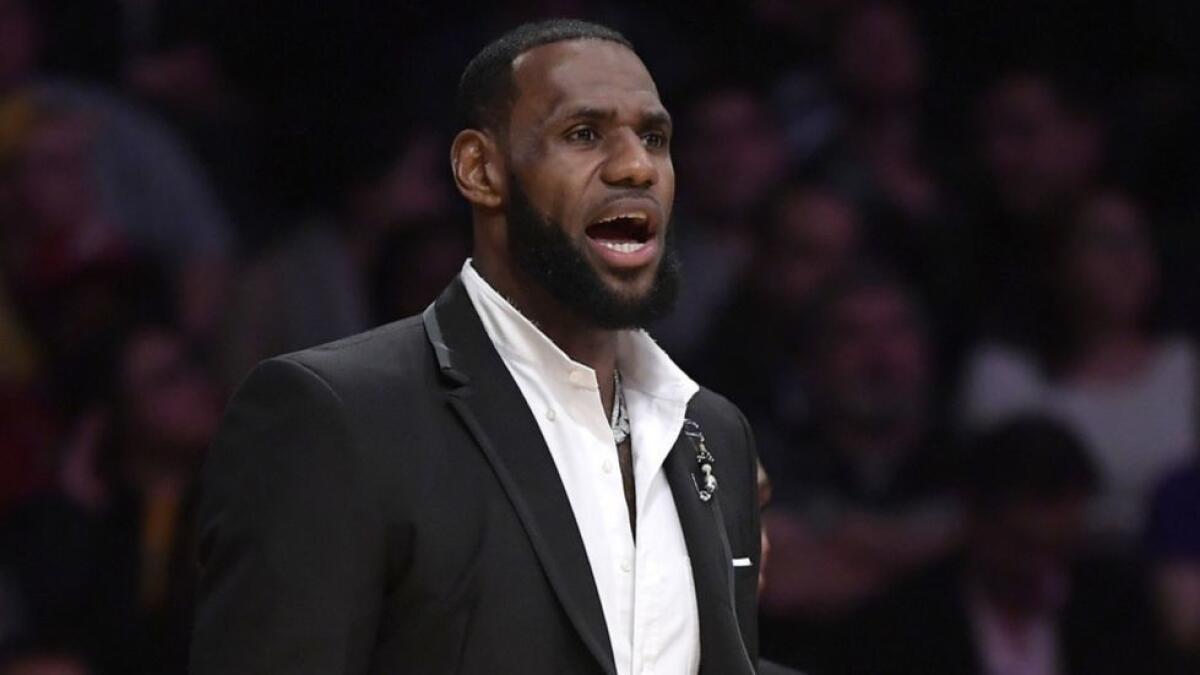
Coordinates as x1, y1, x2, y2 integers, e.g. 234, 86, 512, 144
190, 19, 762, 675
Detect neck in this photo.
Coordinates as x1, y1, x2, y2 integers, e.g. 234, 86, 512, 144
473, 253, 620, 412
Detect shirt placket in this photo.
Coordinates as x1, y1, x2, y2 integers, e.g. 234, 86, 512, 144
564, 369, 639, 675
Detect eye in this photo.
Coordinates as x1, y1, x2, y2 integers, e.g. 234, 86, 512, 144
565, 126, 599, 143
642, 131, 669, 149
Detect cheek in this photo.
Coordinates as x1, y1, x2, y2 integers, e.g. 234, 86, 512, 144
660, 158, 675, 198
661, 176, 675, 223
525, 163, 591, 224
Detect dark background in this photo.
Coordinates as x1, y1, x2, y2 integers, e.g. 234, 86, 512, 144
1, 1, 1199, 673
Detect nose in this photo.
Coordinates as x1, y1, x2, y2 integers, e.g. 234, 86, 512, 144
600, 129, 658, 189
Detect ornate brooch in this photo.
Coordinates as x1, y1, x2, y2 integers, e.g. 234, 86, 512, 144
683, 419, 717, 502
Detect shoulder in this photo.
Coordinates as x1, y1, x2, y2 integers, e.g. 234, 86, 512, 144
269, 315, 431, 393
204, 321, 437, 522
688, 387, 754, 448
221, 315, 436, 440
689, 386, 749, 423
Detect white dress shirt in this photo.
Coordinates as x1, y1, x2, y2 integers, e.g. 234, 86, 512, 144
461, 260, 701, 675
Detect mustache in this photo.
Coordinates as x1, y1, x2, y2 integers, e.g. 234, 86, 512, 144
591, 189, 664, 212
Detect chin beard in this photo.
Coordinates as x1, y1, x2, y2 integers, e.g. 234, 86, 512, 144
505, 172, 680, 330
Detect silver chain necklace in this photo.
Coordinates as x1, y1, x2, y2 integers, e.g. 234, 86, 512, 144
610, 369, 630, 445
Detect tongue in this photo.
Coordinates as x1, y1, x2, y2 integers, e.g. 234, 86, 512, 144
587, 220, 641, 242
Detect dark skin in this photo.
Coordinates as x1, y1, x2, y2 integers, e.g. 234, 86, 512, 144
450, 39, 675, 532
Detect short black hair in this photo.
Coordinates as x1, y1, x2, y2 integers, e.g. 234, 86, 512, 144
456, 19, 633, 132
964, 415, 1099, 513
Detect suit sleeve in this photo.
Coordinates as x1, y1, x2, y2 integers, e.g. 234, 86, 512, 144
190, 357, 384, 675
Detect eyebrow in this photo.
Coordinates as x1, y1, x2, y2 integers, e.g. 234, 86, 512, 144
554, 105, 673, 131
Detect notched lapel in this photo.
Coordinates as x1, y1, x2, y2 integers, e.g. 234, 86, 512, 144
423, 281, 617, 675
664, 426, 756, 675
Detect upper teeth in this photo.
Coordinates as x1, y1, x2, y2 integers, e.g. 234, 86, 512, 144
596, 213, 647, 225
599, 240, 647, 253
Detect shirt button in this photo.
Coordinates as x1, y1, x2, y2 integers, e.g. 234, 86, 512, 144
568, 370, 591, 387
545, 408, 556, 421
602, 459, 613, 474
620, 559, 632, 573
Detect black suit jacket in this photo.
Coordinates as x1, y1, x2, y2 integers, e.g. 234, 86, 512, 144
191, 278, 762, 674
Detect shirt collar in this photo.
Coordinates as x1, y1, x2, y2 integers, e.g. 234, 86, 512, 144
459, 259, 698, 404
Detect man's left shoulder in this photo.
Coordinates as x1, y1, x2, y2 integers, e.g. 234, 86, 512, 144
686, 386, 756, 470
687, 387, 751, 439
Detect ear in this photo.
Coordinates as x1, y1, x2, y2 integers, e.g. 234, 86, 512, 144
450, 129, 505, 210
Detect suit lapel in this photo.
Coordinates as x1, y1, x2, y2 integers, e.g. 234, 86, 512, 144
423, 279, 616, 675
664, 426, 755, 675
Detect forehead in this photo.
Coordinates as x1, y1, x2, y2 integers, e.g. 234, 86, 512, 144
509, 39, 662, 125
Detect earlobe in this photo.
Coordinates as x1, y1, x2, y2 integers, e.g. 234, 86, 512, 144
451, 130, 504, 210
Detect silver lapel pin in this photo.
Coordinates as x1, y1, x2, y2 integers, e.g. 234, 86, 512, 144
683, 419, 717, 502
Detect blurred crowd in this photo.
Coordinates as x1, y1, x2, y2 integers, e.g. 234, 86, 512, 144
0, 1, 1199, 674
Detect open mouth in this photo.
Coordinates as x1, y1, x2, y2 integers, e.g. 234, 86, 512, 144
585, 212, 654, 253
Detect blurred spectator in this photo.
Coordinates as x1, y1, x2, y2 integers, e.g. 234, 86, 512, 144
117, 1, 276, 251
0, 0, 234, 340
826, 2, 941, 223
757, 268, 960, 670
651, 84, 790, 361
826, 2, 973, 368
0, 324, 219, 674
220, 126, 458, 383
698, 182, 861, 422
0, 91, 176, 385
977, 70, 1105, 223
962, 188, 1196, 547
969, 67, 1108, 342
841, 415, 1165, 675
0, 97, 129, 292
677, 86, 791, 225
370, 216, 471, 323
1145, 462, 1200, 672
0, 94, 135, 517
771, 1, 971, 374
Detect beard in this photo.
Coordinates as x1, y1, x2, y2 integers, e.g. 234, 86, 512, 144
505, 172, 681, 330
